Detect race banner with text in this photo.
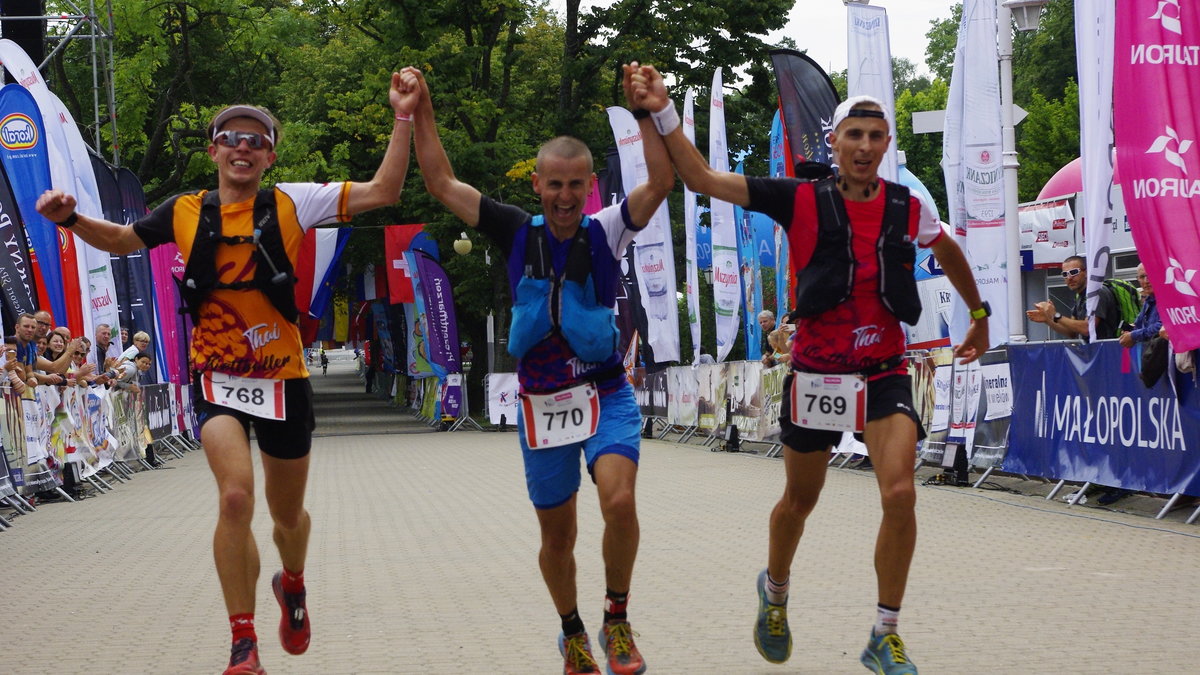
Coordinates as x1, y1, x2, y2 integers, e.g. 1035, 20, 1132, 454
683, 89, 702, 363
846, 2, 899, 181
769, 49, 839, 168
1114, 0, 1200, 351
709, 69, 740, 362
1006, 341, 1200, 495
769, 109, 791, 320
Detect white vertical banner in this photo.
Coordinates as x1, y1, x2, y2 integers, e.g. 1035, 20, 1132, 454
605, 106, 681, 363
708, 69, 740, 362
846, 2, 899, 182
1076, 0, 1115, 342
942, 0, 1009, 347
682, 89, 702, 364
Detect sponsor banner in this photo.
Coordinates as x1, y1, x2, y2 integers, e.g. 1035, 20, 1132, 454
486, 372, 519, 425
606, 106, 681, 363
0, 438, 15, 497
411, 250, 462, 377
666, 366, 698, 427
683, 90, 702, 364
756, 363, 786, 442
1018, 198, 1076, 268
1115, 0, 1200, 351
846, 2, 899, 181
734, 164, 764, 360
0, 84, 54, 318
695, 362, 721, 431
148, 243, 187, 384
109, 390, 146, 462
709, 69, 740, 362
769, 109, 792, 319
402, 277, 435, 379
968, 349, 1013, 469
143, 383, 174, 441
0, 164, 37, 319
943, 0, 1008, 347
904, 276, 953, 350
440, 372, 462, 419
648, 370, 668, 418
1076, 0, 1117, 343
1006, 341, 1200, 494
769, 49, 839, 168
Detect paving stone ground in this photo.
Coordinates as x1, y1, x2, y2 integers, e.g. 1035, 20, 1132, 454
3, 356, 1199, 674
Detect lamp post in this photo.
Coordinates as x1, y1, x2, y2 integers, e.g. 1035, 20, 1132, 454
999, 0, 1048, 341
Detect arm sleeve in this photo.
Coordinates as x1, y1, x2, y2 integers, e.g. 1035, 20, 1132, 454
746, 176, 802, 230
131, 195, 183, 249
912, 191, 946, 247
593, 201, 641, 261
475, 195, 530, 256
277, 182, 353, 230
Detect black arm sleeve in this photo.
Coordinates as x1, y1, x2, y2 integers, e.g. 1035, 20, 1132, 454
746, 176, 803, 231
131, 194, 183, 249
476, 195, 531, 257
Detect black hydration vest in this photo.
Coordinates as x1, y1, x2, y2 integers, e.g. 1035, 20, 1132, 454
177, 189, 298, 323
792, 177, 922, 325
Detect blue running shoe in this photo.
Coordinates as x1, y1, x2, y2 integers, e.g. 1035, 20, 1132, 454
753, 569, 792, 663
558, 631, 600, 674
860, 631, 918, 674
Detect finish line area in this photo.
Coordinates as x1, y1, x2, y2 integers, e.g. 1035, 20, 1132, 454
3, 359, 1196, 673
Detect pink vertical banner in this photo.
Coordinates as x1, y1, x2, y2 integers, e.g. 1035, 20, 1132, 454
149, 243, 187, 385
1115, 1, 1200, 351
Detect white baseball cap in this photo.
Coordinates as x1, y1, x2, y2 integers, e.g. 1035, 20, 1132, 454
830, 95, 890, 133
208, 104, 280, 146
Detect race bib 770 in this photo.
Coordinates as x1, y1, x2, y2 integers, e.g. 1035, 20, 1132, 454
521, 383, 600, 449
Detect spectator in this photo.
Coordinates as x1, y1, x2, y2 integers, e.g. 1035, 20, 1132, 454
66, 342, 98, 386
94, 323, 121, 365
13, 313, 77, 385
33, 309, 53, 342
109, 353, 152, 396
1119, 264, 1163, 350
1026, 255, 1121, 340
758, 310, 776, 355
43, 332, 69, 363
118, 331, 153, 364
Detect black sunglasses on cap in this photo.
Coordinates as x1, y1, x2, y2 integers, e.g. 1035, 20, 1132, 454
1061, 268, 1083, 278
214, 130, 272, 150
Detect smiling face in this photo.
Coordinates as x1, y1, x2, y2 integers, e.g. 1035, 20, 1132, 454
48, 333, 66, 355
830, 107, 891, 191
208, 116, 277, 190
532, 153, 595, 238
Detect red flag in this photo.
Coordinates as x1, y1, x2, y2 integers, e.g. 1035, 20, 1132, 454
383, 224, 423, 304
293, 229, 318, 316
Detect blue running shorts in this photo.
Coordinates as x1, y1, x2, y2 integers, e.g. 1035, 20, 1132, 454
517, 383, 641, 509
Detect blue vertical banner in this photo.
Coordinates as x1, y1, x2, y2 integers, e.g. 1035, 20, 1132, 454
0, 84, 58, 321
769, 110, 790, 320
734, 162, 763, 360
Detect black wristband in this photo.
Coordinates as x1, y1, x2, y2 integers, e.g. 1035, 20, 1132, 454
631, 108, 651, 120
57, 212, 78, 228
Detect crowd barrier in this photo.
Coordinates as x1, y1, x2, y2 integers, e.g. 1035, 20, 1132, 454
0, 382, 201, 529
484, 342, 1200, 523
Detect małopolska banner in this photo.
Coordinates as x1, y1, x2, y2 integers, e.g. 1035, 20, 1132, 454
709, 69, 740, 362
769, 109, 791, 320
769, 49, 839, 169
1114, 1, 1200, 352
1005, 341, 1200, 495
846, 2, 899, 181
411, 249, 461, 377
1076, 0, 1116, 343
606, 105, 680, 363
683, 89, 701, 364
942, 0, 1008, 348
0, 163, 37, 321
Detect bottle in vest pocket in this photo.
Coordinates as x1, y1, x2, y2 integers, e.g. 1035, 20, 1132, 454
521, 382, 601, 449
789, 372, 866, 433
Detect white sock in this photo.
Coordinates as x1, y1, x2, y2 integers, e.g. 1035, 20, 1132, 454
874, 604, 900, 636
765, 574, 789, 605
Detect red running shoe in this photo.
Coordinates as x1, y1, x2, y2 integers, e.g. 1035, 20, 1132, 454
558, 631, 600, 674
601, 620, 647, 675
223, 638, 266, 675
272, 571, 311, 655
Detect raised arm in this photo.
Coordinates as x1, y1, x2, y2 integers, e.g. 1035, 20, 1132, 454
930, 235, 990, 363
630, 64, 749, 207
345, 69, 421, 216
36, 191, 146, 255
622, 62, 675, 228
410, 69, 483, 227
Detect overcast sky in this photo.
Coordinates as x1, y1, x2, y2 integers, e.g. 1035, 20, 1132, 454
548, 0, 955, 76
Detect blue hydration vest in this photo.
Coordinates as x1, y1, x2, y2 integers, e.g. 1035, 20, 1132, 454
507, 215, 620, 362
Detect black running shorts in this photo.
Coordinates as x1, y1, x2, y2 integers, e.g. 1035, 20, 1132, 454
778, 372, 925, 453
192, 373, 316, 460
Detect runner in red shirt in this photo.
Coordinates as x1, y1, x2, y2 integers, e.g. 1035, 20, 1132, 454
631, 65, 988, 675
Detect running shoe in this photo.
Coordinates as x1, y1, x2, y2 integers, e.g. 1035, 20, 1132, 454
601, 620, 646, 675
272, 571, 311, 655
860, 631, 918, 674
558, 631, 600, 674
753, 568, 792, 663
223, 638, 266, 675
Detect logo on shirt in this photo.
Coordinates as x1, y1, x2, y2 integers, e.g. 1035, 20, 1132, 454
243, 322, 281, 351
851, 325, 883, 350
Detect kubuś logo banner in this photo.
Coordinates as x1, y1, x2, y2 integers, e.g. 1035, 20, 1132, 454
1115, 0, 1200, 351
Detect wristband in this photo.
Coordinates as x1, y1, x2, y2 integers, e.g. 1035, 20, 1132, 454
631, 108, 651, 120
394, 112, 413, 123
650, 99, 679, 136
57, 212, 78, 228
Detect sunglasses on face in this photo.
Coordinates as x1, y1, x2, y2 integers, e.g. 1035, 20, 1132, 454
1061, 268, 1083, 278
74, 352, 87, 357
213, 130, 272, 150
36, 320, 51, 327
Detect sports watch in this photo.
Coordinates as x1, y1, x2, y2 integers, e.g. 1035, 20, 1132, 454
969, 301, 992, 321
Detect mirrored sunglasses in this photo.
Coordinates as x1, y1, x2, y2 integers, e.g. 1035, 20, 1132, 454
214, 130, 272, 150
1060, 268, 1083, 278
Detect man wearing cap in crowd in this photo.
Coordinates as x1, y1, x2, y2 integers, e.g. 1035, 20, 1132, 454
37, 69, 423, 674
629, 65, 989, 675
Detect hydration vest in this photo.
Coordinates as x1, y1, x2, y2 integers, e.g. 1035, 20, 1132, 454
792, 177, 922, 325
177, 189, 298, 323
507, 215, 620, 363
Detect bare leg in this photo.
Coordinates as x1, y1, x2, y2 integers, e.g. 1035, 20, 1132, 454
592, 454, 639, 593
261, 453, 312, 573
767, 446, 831, 581
862, 414, 919, 608
202, 416, 259, 615
536, 494, 579, 615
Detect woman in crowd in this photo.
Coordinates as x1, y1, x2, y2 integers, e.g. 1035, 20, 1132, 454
43, 331, 69, 363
